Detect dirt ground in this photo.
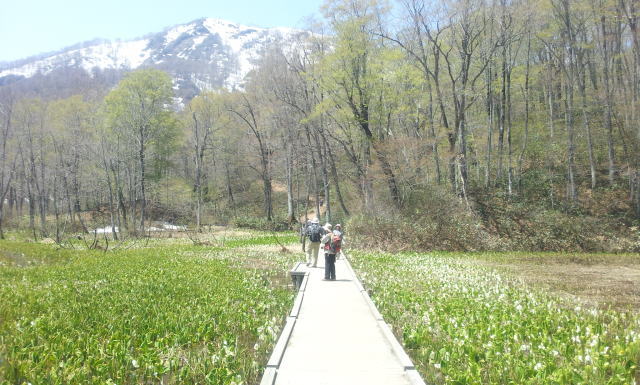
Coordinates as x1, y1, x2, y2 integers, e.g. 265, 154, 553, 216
475, 254, 640, 310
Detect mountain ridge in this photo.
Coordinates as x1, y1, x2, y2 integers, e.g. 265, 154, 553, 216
0, 18, 308, 94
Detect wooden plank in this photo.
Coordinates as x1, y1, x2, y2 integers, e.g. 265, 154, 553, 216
289, 289, 305, 318
362, 291, 384, 321
259, 367, 278, 385
378, 320, 415, 370
406, 369, 428, 385
266, 316, 297, 368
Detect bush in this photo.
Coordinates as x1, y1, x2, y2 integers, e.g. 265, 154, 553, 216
347, 186, 498, 252
232, 216, 291, 232
474, 194, 640, 252
346, 186, 640, 253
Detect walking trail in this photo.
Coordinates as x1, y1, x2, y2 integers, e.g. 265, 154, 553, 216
261, 251, 425, 385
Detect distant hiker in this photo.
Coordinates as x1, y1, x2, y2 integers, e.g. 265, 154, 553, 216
320, 223, 332, 252
306, 218, 323, 267
323, 225, 342, 281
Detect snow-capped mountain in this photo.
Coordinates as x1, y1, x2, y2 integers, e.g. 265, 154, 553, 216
0, 18, 308, 95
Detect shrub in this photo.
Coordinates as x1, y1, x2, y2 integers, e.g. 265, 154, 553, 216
347, 186, 498, 252
232, 216, 291, 232
474, 194, 640, 252
346, 186, 640, 253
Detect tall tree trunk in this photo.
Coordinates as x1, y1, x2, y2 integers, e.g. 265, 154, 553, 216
506, 54, 513, 196
579, 79, 597, 189
53, 173, 61, 243
139, 134, 146, 233
600, 15, 617, 184
497, 49, 507, 184
321, 134, 349, 216
427, 81, 442, 184
518, 34, 531, 192
319, 139, 331, 223
20, 147, 37, 240
260, 147, 273, 222
564, 76, 578, 202
485, 63, 494, 188
546, 81, 556, 139
285, 141, 296, 224
304, 127, 320, 218
354, 101, 401, 207
225, 162, 235, 212
101, 141, 118, 240
559, 0, 578, 203
128, 165, 137, 235
113, 163, 126, 233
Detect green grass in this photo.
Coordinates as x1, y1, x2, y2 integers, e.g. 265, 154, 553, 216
0, 234, 298, 385
350, 251, 640, 385
213, 233, 298, 249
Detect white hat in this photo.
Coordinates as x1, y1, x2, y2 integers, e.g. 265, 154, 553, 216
311, 218, 320, 224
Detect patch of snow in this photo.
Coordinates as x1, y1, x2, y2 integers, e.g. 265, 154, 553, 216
164, 24, 196, 45
162, 223, 186, 231
93, 226, 119, 234
191, 74, 216, 91
0, 39, 151, 78
171, 96, 185, 110
0, 18, 306, 92
192, 35, 207, 48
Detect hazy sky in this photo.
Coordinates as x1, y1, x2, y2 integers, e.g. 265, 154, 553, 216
0, 0, 325, 62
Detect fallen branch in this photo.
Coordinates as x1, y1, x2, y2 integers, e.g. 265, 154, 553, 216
271, 230, 290, 253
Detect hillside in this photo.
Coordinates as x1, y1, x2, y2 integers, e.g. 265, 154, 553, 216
0, 18, 308, 99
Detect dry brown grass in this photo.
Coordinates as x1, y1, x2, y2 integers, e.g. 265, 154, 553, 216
474, 253, 640, 310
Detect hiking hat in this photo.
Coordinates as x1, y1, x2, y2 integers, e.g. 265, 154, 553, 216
335, 223, 342, 229
324, 223, 332, 230
311, 217, 320, 224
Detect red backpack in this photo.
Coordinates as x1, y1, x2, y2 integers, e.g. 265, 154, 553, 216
328, 234, 342, 254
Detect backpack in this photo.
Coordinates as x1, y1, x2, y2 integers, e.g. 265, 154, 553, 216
328, 234, 342, 254
308, 223, 322, 242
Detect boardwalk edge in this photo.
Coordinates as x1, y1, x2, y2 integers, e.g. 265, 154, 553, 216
343, 254, 428, 385
259, 263, 308, 385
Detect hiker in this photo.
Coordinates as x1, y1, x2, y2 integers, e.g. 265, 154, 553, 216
320, 223, 332, 252
323, 225, 342, 280
305, 218, 323, 267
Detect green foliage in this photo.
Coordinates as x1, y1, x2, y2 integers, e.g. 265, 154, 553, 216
0, 237, 296, 385
221, 233, 298, 248
104, 69, 174, 132
103, 68, 180, 177
351, 251, 640, 385
232, 216, 291, 232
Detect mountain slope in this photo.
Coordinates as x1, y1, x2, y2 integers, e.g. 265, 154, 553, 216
0, 18, 308, 95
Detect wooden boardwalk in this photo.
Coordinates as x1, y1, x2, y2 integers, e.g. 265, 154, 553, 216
261, 252, 426, 385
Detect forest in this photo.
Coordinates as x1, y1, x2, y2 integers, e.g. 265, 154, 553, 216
1, 0, 640, 252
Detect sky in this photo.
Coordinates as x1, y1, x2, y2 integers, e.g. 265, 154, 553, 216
0, 0, 325, 62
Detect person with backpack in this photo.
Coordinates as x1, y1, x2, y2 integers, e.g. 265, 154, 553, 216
320, 223, 332, 251
305, 218, 323, 267
322, 225, 342, 281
